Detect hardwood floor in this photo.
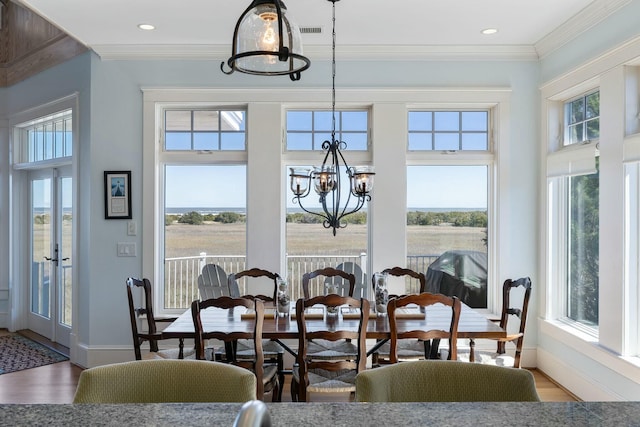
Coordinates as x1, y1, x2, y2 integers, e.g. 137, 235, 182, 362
0, 329, 578, 403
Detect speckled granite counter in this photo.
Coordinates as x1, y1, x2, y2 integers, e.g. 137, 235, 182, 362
2, 402, 640, 426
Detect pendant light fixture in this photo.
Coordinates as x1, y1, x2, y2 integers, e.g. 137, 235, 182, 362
221, 0, 310, 81
289, 0, 375, 236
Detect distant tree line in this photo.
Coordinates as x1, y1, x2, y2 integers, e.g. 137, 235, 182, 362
406, 210, 487, 227
165, 211, 246, 225
166, 210, 487, 228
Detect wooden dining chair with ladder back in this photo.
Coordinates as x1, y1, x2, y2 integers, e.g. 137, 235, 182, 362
191, 296, 280, 402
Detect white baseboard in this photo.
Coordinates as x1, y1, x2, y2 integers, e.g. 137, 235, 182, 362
537, 347, 623, 400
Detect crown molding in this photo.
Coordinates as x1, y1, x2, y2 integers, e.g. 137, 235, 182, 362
535, 0, 631, 59
93, 43, 538, 62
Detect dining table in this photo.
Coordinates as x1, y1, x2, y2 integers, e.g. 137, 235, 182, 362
161, 301, 505, 359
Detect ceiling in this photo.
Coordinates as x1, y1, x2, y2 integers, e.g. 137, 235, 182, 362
15, 0, 625, 60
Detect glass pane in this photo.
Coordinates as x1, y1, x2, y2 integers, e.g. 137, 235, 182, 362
407, 165, 488, 308
341, 111, 367, 131
221, 111, 246, 131
434, 133, 459, 150
287, 111, 312, 131
60, 176, 73, 327
31, 178, 51, 318
166, 111, 192, 131
568, 167, 599, 326
316, 132, 332, 150
165, 132, 192, 150
194, 133, 218, 150
586, 118, 600, 140
567, 124, 584, 145
54, 121, 63, 158
408, 133, 431, 151
315, 111, 333, 131
342, 133, 367, 151
164, 165, 247, 309
585, 92, 599, 119
461, 133, 488, 150
566, 98, 584, 125
461, 112, 487, 131
193, 111, 219, 131
287, 133, 313, 150
220, 132, 246, 150
286, 165, 369, 301
44, 123, 54, 160
434, 112, 459, 131
64, 118, 73, 157
409, 111, 432, 131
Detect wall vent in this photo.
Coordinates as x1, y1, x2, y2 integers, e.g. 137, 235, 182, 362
300, 26, 322, 34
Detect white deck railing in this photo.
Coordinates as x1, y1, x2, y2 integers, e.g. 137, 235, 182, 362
163, 253, 439, 309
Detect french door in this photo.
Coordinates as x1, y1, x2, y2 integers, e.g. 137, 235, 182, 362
27, 166, 72, 347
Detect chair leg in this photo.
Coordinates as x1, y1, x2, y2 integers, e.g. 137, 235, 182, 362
290, 377, 298, 402
469, 339, 476, 362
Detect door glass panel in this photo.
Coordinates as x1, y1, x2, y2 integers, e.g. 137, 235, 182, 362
31, 178, 51, 318
60, 176, 73, 326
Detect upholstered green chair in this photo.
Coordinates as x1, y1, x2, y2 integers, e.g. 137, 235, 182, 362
355, 360, 540, 402
73, 359, 256, 403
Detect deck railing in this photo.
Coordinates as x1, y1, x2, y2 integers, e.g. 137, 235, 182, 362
163, 253, 440, 309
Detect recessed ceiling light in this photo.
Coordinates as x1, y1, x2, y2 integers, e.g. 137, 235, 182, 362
138, 23, 155, 31
481, 28, 498, 35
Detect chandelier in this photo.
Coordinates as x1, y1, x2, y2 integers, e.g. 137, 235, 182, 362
289, 0, 374, 236
221, 0, 311, 81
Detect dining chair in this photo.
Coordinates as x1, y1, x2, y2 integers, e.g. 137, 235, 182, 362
191, 296, 280, 402
302, 267, 358, 360
355, 360, 540, 402
227, 267, 286, 401
302, 267, 355, 300
370, 267, 429, 365
458, 277, 532, 368
291, 295, 370, 402
73, 359, 256, 403
126, 277, 194, 360
198, 264, 236, 299
388, 292, 461, 363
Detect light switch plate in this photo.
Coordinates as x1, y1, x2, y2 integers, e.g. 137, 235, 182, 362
117, 242, 136, 257
127, 220, 137, 236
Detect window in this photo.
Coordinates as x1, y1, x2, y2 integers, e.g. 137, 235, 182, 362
14, 109, 73, 163
286, 110, 368, 151
546, 89, 600, 331
285, 109, 370, 300
567, 165, 599, 326
408, 111, 489, 151
159, 107, 248, 310
165, 109, 246, 151
406, 108, 492, 308
564, 91, 599, 146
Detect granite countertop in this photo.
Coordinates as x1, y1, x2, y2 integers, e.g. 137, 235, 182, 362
2, 402, 640, 426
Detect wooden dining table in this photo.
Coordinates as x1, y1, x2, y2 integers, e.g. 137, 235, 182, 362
162, 301, 505, 359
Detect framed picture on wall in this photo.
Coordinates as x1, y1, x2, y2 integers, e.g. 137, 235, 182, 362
104, 171, 132, 219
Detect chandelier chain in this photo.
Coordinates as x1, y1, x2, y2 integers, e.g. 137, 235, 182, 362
331, 0, 337, 142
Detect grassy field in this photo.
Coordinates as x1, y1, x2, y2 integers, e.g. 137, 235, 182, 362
165, 222, 487, 258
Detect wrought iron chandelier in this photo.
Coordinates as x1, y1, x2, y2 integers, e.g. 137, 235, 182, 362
221, 0, 310, 81
289, 0, 375, 236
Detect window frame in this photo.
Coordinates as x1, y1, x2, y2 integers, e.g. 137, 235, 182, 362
406, 105, 498, 314
545, 85, 600, 337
